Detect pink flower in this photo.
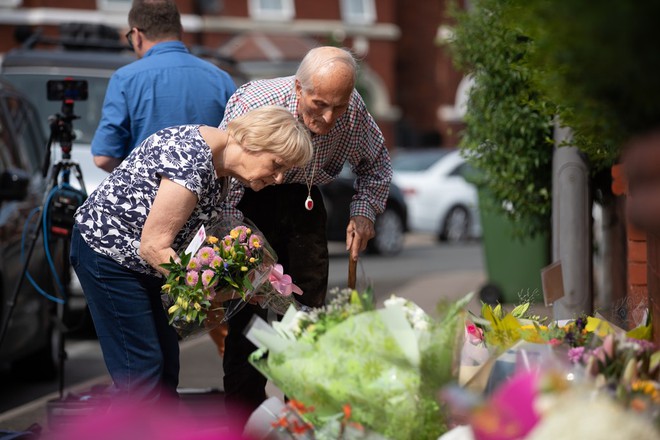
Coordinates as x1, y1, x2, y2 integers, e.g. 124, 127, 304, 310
201, 269, 216, 288
268, 264, 303, 296
249, 234, 263, 250
185, 270, 199, 287
602, 334, 615, 359
465, 320, 484, 344
196, 246, 215, 266
210, 256, 224, 270
186, 257, 200, 271
568, 346, 585, 363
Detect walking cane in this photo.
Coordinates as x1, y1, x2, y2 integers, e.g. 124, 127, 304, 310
348, 256, 357, 290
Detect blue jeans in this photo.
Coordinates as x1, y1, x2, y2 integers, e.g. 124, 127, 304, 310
70, 225, 179, 401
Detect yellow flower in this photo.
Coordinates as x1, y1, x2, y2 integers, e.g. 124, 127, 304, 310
246, 228, 252, 234
249, 257, 256, 263
193, 302, 202, 311
162, 284, 171, 292
241, 266, 248, 272
207, 235, 219, 244
168, 304, 180, 314
230, 229, 240, 239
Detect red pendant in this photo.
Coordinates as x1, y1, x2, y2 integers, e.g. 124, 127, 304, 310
305, 195, 314, 211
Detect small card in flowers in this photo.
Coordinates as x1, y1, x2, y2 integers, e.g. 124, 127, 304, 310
540, 260, 564, 306
184, 224, 206, 257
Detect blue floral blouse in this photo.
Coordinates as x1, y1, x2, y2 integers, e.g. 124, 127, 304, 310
75, 125, 229, 277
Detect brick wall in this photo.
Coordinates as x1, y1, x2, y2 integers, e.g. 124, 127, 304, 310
612, 163, 654, 332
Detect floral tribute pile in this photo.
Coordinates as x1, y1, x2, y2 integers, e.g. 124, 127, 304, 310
160, 219, 302, 338
441, 302, 660, 440
239, 283, 658, 440
246, 288, 473, 440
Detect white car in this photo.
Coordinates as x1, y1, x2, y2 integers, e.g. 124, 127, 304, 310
391, 148, 481, 242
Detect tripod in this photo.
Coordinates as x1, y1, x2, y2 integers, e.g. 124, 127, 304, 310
0, 98, 87, 398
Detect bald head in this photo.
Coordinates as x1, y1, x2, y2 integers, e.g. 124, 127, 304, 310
296, 46, 358, 93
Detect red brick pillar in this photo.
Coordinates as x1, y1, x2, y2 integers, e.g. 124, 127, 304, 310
613, 163, 659, 343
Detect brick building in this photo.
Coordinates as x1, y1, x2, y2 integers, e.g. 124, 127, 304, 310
0, 0, 467, 151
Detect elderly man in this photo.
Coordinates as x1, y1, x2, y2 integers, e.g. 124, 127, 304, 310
218, 46, 393, 416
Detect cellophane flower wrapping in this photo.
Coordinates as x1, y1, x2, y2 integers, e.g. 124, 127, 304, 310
160, 218, 277, 339
247, 288, 473, 440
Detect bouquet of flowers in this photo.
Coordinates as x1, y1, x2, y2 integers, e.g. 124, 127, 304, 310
447, 299, 660, 436
160, 219, 302, 338
246, 288, 473, 440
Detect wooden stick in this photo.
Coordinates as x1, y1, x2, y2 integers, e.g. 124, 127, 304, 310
348, 256, 357, 289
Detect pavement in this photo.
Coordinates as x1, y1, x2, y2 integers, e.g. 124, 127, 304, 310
0, 258, 489, 437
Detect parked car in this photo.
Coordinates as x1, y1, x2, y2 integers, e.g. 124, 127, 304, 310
0, 78, 60, 379
320, 165, 408, 256
391, 148, 481, 243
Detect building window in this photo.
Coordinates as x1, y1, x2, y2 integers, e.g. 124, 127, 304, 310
341, 0, 376, 25
97, 0, 131, 12
249, 0, 295, 21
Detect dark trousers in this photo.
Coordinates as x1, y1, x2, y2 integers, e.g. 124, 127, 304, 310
223, 184, 329, 416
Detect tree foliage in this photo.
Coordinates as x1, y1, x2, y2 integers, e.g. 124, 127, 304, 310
513, 1, 660, 149
446, 0, 556, 239
445, 0, 640, 238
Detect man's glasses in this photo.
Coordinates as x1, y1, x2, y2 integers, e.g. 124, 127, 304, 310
125, 28, 142, 51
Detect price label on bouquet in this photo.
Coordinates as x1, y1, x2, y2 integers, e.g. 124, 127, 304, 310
184, 224, 206, 258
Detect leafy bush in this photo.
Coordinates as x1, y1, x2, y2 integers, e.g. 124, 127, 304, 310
447, 0, 556, 239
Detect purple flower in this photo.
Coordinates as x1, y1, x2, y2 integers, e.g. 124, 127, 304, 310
185, 270, 199, 287
568, 346, 585, 363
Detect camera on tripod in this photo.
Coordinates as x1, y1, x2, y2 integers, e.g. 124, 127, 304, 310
47, 79, 88, 155
45, 78, 89, 237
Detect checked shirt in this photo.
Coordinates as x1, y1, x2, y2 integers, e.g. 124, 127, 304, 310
219, 76, 392, 222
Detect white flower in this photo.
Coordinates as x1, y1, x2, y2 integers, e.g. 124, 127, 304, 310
527, 390, 659, 440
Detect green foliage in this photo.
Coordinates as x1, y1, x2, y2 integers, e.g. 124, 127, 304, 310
446, 0, 555, 238
513, 1, 660, 147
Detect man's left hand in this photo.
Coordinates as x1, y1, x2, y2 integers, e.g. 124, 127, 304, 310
346, 215, 375, 261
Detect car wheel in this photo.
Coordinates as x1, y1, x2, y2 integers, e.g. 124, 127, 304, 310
440, 206, 471, 243
367, 208, 405, 256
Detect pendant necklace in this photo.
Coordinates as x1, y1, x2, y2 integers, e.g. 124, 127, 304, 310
304, 151, 317, 211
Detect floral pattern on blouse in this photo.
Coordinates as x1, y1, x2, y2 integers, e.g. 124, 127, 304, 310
75, 124, 229, 277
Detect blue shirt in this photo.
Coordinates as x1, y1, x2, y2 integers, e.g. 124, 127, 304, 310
91, 41, 236, 160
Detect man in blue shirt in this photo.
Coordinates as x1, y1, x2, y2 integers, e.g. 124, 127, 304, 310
92, 0, 236, 172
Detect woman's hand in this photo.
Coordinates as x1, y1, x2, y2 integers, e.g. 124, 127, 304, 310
345, 215, 375, 261
140, 177, 198, 275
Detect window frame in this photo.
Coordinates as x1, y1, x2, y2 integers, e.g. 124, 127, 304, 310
248, 0, 295, 21
340, 0, 376, 25
96, 0, 131, 12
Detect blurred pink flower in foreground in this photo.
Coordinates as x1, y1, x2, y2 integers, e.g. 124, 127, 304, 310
49, 395, 247, 440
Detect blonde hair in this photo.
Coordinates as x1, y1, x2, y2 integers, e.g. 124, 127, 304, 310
226, 106, 313, 167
